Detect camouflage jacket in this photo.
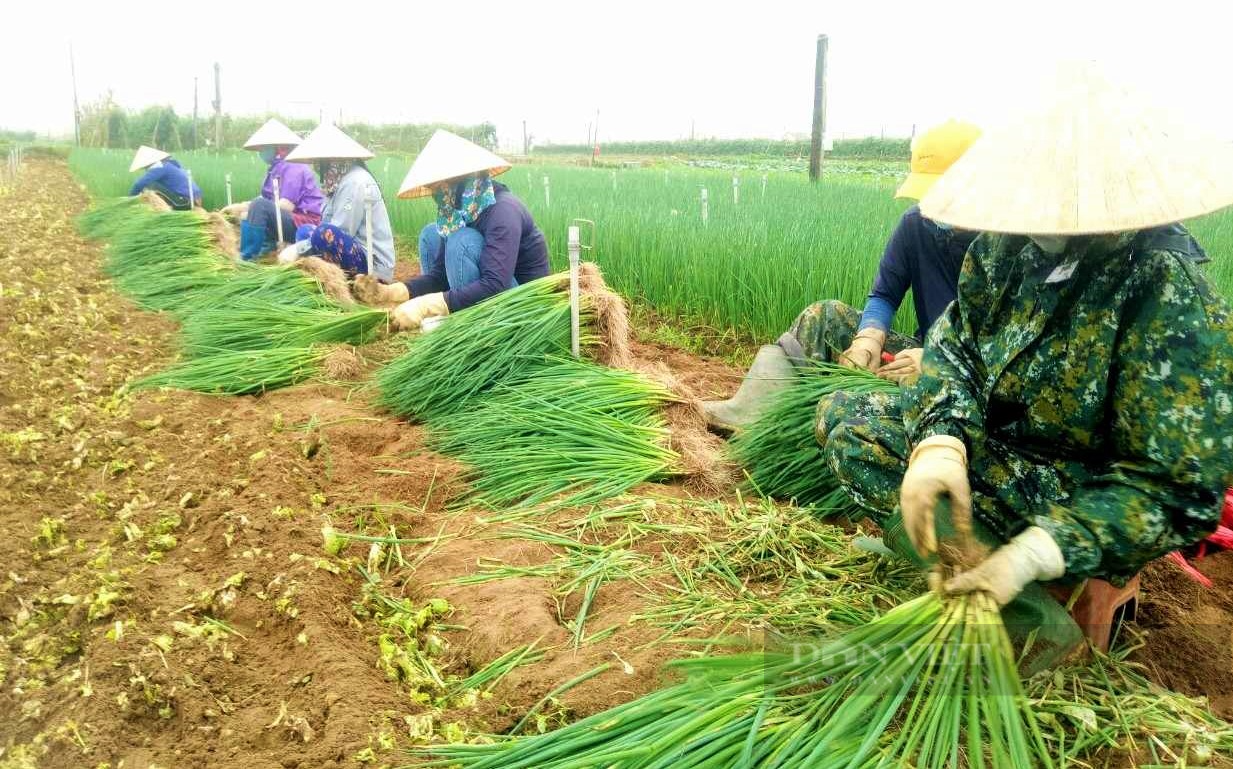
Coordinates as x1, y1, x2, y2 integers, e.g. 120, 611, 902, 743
905, 228, 1233, 579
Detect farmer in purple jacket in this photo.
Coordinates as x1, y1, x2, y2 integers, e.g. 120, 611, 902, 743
223, 119, 324, 260
353, 130, 550, 330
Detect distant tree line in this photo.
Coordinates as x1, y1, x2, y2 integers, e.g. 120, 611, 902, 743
75, 93, 497, 153
534, 136, 911, 160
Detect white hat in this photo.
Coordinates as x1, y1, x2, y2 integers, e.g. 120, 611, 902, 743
398, 130, 510, 199
920, 61, 1233, 235
129, 145, 170, 173
243, 118, 303, 150
284, 123, 374, 163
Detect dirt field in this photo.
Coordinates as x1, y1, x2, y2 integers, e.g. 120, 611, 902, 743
1, 158, 1230, 768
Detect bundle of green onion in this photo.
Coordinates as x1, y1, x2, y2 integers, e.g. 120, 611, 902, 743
178, 299, 387, 356
418, 591, 1053, 768
174, 263, 339, 317
133, 347, 329, 395
730, 361, 898, 511
430, 358, 680, 508
78, 196, 156, 241
377, 272, 597, 422
104, 212, 233, 312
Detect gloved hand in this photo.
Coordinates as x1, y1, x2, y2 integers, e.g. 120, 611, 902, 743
898, 434, 971, 559
277, 197, 296, 213
391, 293, 449, 331
879, 348, 924, 384
221, 202, 249, 220
277, 243, 301, 264
944, 526, 1065, 605
840, 328, 885, 372
354, 274, 410, 307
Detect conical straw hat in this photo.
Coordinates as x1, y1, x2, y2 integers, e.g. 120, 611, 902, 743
398, 130, 511, 199
920, 61, 1233, 235
284, 123, 374, 163
129, 145, 170, 173
243, 118, 303, 150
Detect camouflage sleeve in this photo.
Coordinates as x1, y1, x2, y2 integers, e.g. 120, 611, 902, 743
1031, 256, 1233, 580
903, 235, 994, 452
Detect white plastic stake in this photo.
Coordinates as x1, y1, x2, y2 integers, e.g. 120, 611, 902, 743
568, 226, 581, 359
700, 187, 709, 225
364, 192, 375, 277
732, 175, 740, 206
272, 176, 285, 245
185, 169, 195, 210
225, 173, 233, 207
543, 175, 551, 208
761, 173, 768, 200
383, 158, 390, 175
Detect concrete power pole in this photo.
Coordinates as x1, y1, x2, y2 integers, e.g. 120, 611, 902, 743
192, 77, 199, 150
212, 63, 222, 150
69, 43, 81, 147
808, 34, 828, 182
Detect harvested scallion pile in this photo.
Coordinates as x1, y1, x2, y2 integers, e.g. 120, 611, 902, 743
175, 263, 338, 316
417, 591, 1053, 769
178, 299, 387, 355
78, 196, 156, 241
730, 361, 898, 511
430, 358, 680, 508
133, 347, 328, 395
377, 272, 598, 422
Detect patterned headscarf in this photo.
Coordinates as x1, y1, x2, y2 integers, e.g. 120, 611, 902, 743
317, 161, 355, 196
432, 173, 496, 237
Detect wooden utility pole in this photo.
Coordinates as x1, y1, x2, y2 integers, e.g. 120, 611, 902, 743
808, 34, 828, 182
69, 43, 81, 147
212, 63, 222, 150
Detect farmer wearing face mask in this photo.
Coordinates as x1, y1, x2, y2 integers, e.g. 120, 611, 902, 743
817, 63, 1233, 664
703, 120, 982, 433
128, 146, 202, 210
353, 130, 550, 331
276, 123, 395, 280
222, 119, 324, 260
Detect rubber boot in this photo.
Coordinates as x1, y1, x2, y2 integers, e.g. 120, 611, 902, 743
239, 220, 266, 261
702, 345, 795, 433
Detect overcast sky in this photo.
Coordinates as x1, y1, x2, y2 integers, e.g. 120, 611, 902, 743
3, 0, 1229, 150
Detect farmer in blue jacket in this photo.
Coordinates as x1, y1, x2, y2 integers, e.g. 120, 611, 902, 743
703, 121, 982, 432
128, 146, 202, 210
353, 130, 550, 330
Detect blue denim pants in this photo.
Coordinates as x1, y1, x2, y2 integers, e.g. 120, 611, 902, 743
418, 224, 516, 289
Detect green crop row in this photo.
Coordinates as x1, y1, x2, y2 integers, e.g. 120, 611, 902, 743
68, 148, 1233, 342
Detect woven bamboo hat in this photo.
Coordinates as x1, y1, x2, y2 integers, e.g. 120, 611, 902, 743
243, 119, 302, 150
920, 61, 1233, 234
398, 130, 510, 199
285, 123, 374, 163
129, 145, 170, 173
895, 120, 981, 200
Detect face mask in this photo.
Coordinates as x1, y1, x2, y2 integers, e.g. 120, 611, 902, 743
259, 148, 277, 164
1031, 236, 1069, 254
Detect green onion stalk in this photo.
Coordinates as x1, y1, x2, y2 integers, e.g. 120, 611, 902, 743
429, 358, 680, 508
177, 299, 387, 356
730, 361, 898, 512
416, 591, 1054, 769
132, 346, 329, 396
377, 272, 598, 423
77, 196, 156, 241
174, 263, 339, 317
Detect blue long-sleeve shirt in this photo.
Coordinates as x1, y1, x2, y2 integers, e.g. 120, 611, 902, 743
407, 183, 550, 312
858, 205, 977, 341
129, 159, 202, 201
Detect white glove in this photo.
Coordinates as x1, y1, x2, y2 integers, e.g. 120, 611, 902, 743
841, 328, 885, 372
944, 526, 1065, 606
879, 348, 924, 384
391, 293, 449, 331
354, 274, 410, 307
221, 202, 249, 220
277, 197, 296, 213
899, 434, 971, 559
277, 243, 301, 264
